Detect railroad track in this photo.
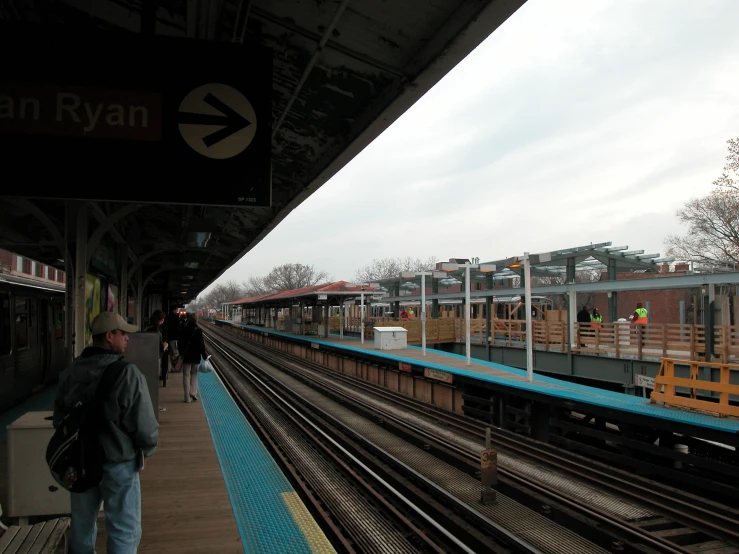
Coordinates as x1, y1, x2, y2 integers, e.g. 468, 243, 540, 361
213, 330, 607, 554
203, 324, 739, 554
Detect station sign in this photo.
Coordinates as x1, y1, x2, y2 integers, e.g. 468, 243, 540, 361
0, 23, 272, 207
634, 374, 655, 389
424, 367, 453, 384
398, 362, 412, 373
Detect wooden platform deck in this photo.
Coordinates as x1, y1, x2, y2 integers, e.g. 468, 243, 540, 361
95, 377, 243, 553
0, 377, 243, 554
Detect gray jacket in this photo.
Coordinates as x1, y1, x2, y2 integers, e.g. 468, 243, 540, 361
53, 347, 159, 463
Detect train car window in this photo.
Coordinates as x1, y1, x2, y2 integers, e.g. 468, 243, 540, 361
0, 293, 10, 355
15, 296, 29, 350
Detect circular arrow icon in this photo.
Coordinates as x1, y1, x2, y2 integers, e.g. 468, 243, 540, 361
178, 83, 257, 159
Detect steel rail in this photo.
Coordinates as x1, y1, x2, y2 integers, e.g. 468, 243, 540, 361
203, 325, 739, 553
207, 338, 515, 554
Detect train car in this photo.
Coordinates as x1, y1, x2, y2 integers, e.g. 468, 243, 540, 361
0, 273, 67, 413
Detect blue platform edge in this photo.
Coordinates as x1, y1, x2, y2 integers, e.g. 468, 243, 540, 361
198, 370, 317, 553
224, 322, 739, 434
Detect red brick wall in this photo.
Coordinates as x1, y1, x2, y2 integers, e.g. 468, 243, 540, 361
590, 271, 700, 324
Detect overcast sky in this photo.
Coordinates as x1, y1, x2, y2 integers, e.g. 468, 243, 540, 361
207, 0, 739, 294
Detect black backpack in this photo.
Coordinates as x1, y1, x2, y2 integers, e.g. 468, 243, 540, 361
46, 359, 127, 493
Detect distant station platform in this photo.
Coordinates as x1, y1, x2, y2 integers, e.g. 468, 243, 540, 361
221, 321, 739, 436
0, 370, 336, 554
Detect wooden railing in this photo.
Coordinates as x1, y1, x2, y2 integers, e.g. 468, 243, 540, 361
321, 316, 739, 363
650, 357, 739, 417
576, 323, 707, 360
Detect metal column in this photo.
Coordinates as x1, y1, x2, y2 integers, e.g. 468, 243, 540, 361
485, 273, 493, 359
73, 202, 88, 358
119, 246, 128, 319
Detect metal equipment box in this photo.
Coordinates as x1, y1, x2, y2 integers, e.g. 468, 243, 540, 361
373, 327, 408, 350
7, 410, 71, 519
125, 331, 161, 420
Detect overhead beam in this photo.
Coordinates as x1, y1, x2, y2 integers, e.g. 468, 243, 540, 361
381, 272, 739, 302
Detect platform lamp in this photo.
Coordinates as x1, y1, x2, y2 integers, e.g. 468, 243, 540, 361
436, 261, 496, 365
400, 270, 447, 356
349, 282, 379, 344
504, 252, 552, 382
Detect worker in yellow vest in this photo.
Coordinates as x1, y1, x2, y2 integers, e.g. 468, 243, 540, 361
631, 302, 648, 325
590, 308, 603, 329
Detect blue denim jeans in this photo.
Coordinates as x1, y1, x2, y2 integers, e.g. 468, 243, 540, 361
69, 460, 141, 554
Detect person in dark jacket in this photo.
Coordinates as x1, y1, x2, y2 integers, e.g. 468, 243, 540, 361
577, 305, 592, 348
146, 309, 169, 392
53, 311, 159, 554
162, 307, 182, 363
178, 312, 207, 402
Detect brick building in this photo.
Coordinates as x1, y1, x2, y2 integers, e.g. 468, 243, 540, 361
590, 264, 701, 324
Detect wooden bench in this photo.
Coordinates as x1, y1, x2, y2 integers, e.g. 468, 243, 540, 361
0, 518, 70, 554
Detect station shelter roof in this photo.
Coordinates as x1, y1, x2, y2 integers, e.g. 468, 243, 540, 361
380, 241, 674, 292
0, 0, 526, 307
227, 281, 383, 309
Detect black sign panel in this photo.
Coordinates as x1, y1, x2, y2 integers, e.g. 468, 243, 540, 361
0, 23, 272, 207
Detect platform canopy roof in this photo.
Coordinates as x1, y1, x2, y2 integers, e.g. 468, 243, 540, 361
227, 281, 383, 308
378, 241, 674, 291
0, 0, 527, 306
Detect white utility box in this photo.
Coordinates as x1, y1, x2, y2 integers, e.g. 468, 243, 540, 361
373, 327, 408, 350
7, 410, 71, 518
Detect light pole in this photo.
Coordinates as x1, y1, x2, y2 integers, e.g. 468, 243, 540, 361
504, 251, 551, 382
523, 252, 533, 383
360, 286, 366, 344
437, 261, 496, 365
401, 271, 446, 356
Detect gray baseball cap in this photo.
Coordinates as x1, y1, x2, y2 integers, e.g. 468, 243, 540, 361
91, 312, 139, 334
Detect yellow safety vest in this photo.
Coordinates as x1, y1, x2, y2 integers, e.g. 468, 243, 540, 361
634, 307, 648, 324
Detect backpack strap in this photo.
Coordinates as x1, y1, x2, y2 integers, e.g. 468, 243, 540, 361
94, 359, 128, 407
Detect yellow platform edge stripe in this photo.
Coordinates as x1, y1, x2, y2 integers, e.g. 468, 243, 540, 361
282, 491, 338, 554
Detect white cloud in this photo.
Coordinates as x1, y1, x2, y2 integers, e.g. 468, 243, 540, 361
207, 0, 739, 295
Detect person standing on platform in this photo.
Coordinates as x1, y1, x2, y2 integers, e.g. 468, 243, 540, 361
631, 302, 648, 325
631, 302, 649, 348
162, 306, 182, 366
53, 311, 159, 554
577, 305, 592, 348
590, 307, 603, 328
178, 312, 207, 403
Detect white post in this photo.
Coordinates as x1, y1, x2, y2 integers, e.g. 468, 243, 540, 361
421, 272, 427, 356
339, 301, 344, 339
465, 264, 471, 365
568, 289, 577, 349
524, 252, 534, 382
360, 290, 365, 344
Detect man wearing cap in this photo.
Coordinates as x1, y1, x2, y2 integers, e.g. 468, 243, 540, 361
53, 311, 159, 554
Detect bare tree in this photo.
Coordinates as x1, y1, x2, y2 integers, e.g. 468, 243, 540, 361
242, 276, 271, 297
262, 263, 330, 292
713, 137, 739, 192
203, 280, 246, 308
665, 190, 739, 265
354, 256, 438, 282
666, 138, 739, 265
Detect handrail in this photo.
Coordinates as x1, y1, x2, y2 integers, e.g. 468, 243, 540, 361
650, 357, 739, 418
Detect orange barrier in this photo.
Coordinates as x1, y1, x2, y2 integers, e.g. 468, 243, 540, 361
650, 357, 739, 418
